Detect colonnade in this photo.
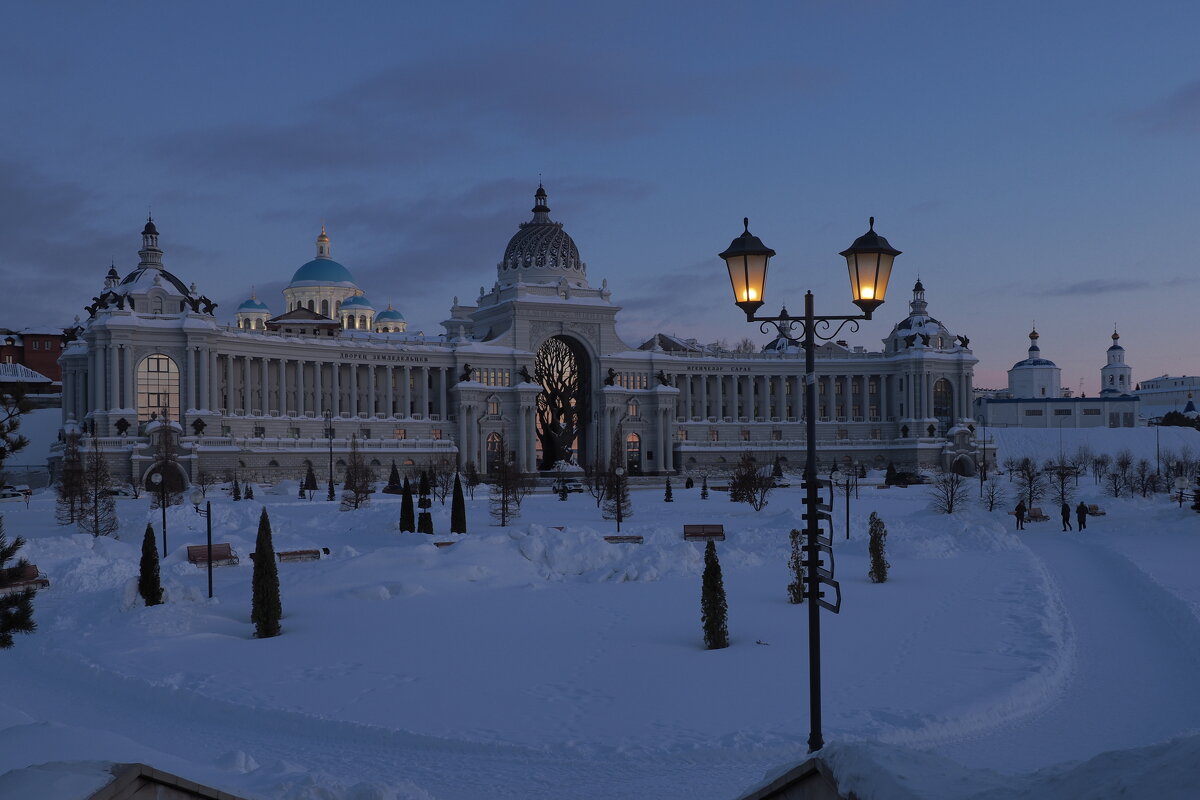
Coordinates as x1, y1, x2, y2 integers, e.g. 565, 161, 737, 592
201, 351, 453, 421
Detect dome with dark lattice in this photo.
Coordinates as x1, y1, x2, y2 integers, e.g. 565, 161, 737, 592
499, 185, 586, 284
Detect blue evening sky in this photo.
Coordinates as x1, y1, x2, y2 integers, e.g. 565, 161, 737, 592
2, 1, 1198, 391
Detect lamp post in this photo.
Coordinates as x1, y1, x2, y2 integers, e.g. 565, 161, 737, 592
324, 408, 336, 501
721, 215, 900, 754
149, 471, 168, 557
614, 466, 625, 532
188, 487, 213, 598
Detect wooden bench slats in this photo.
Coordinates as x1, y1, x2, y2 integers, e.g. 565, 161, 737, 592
0, 563, 49, 594
433, 541, 455, 549
683, 524, 726, 541
1087, 504, 1106, 516
250, 548, 323, 563
187, 543, 240, 567
604, 535, 644, 544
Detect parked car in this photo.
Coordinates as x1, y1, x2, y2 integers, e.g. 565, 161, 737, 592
103, 486, 135, 497
0, 485, 31, 499
769, 477, 791, 488
551, 478, 585, 494
0, 490, 26, 503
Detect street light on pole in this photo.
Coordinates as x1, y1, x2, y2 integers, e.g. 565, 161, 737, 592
614, 466, 625, 532
324, 408, 336, 501
721, 215, 900, 753
188, 487, 213, 599
149, 471, 168, 557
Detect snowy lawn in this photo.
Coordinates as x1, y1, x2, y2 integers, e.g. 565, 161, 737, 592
2, 463, 1200, 798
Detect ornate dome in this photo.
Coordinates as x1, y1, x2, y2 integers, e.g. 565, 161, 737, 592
499, 185, 585, 285
289, 258, 356, 287
237, 295, 269, 311
340, 295, 374, 309
375, 305, 404, 322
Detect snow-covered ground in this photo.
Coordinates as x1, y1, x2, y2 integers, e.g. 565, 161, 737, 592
2, 430, 1200, 797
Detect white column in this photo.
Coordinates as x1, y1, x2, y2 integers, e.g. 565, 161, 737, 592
715, 375, 723, 420
224, 354, 234, 415
730, 374, 739, 419
349, 364, 359, 417
386, 366, 395, 418
516, 401, 526, 472
277, 359, 287, 416
94, 345, 106, 413
402, 366, 411, 418
366, 364, 376, 417
438, 368, 447, 420
298, 360, 306, 417
314, 362, 324, 417
419, 367, 429, 418
332, 363, 341, 417
259, 358, 269, 415
699, 376, 708, 420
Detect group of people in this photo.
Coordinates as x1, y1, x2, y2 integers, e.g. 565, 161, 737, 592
1013, 500, 1090, 531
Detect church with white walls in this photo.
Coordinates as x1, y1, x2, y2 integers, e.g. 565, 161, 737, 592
974, 328, 1140, 429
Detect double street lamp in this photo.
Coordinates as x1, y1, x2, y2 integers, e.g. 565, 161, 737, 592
324, 409, 336, 501
187, 487, 214, 599
720, 216, 901, 754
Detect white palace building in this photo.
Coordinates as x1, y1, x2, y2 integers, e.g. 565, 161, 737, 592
58, 187, 984, 486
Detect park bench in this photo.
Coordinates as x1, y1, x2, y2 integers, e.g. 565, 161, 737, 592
1028, 507, 1050, 522
250, 548, 326, 562
683, 524, 725, 542
1087, 504, 1106, 516
187, 543, 240, 567
604, 535, 644, 544
0, 563, 49, 595
433, 541, 455, 549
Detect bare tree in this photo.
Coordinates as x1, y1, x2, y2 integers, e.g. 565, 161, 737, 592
1132, 459, 1153, 498
79, 446, 119, 538
193, 470, 219, 500
55, 432, 86, 525
430, 458, 455, 505
462, 461, 480, 500
583, 455, 608, 508
1047, 464, 1074, 507
1013, 457, 1046, 508
732, 337, 758, 354
340, 436, 374, 510
1002, 457, 1019, 482
982, 475, 1005, 512
729, 451, 772, 511
488, 435, 523, 526
929, 470, 970, 514
1091, 453, 1111, 484
1104, 468, 1125, 498
1114, 450, 1134, 491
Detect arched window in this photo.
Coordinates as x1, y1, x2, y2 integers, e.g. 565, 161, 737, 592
136, 353, 180, 423
627, 399, 640, 419
151, 296, 163, 314
625, 432, 641, 474
321, 299, 330, 317
307, 300, 315, 311
359, 314, 367, 329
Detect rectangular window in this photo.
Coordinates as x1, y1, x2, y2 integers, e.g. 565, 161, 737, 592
431, 429, 442, 440
221, 426, 231, 437
709, 429, 719, 442
360, 428, 371, 439
772, 430, 782, 441
868, 380, 878, 393
253, 426, 265, 438
837, 428, 849, 439
740, 429, 750, 441
1024, 409, 1044, 416
677, 430, 688, 441
488, 399, 500, 416
871, 428, 881, 440
289, 427, 300, 438
394, 428, 406, 439
31, 341, 39, 350
1054, 409, 1072, 416
869, 405, 878, 419
1082, 409, 1101, 416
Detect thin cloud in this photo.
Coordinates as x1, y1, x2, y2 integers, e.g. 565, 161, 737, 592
153, 49, 831, 178
1122, 79, 1200, 135
1043, 279, 1148, 296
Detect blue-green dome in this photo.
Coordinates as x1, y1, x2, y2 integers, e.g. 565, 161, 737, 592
341, 295, 373, 309
238, 297, 269, 311
376, 307, 405, 322
289, 258, 356, 287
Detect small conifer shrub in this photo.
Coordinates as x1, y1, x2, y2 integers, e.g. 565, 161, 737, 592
251, 508, 282, 638
138, 523, 163, 606
868, 512, 890, 583
700, 540, 729, 650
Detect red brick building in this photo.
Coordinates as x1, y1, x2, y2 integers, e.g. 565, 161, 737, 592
0, 327, 68, 389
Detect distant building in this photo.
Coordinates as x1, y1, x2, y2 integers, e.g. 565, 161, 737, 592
975, 328, 1140, 428
1136, 375, 1200, 420
0, 327, 69, 389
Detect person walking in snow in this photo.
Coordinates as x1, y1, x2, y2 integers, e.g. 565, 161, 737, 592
1061, 502, 1072, 531
1014, 500, 1026, 530
1076, 501, 1088, 531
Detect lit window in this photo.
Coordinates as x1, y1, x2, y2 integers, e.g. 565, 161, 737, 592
431, 429, 442, 440
136, 354, 180, 423
740, 430, 750, 441
677, 430, 688, 441
709, 429, 719, 442
394, 428, 406, 439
